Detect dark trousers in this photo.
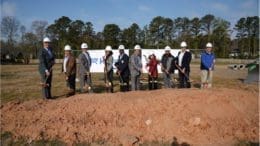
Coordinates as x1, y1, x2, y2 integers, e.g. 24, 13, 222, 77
106, 70, 113, 93
179, 71, 191, 88
67, 74, 76, 92
119, 74, 129, 92
148, 75, 158, 90
41, 72, 52, 99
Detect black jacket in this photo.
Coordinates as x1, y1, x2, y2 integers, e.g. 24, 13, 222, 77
115, 53, 130, 77
161, 53, 175, 73
176, 51, 192, 72
38, 48, 55, 75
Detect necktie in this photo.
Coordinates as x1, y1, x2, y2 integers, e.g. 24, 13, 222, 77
47, 48, 52, 57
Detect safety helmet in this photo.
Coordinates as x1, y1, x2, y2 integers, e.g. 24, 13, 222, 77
43, 37, 51, 42
180, 41, 187, 48
64, 45, 72, 51
105, 45, 112, 51
118, 45, 125, 50
81, 43, 88, 49
134, 44, 141, 50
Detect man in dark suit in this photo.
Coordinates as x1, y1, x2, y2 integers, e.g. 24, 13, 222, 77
115, 45, 130, 92
176, 41, 192, 88
38, 37, 55, 99
62, 45, 76, 97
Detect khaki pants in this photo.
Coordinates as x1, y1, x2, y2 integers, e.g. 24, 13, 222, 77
201, 70, 213, 88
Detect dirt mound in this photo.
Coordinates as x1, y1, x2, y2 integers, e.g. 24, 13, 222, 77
1, 88, 259, 145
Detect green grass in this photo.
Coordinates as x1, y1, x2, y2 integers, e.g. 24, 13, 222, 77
1, 64, 258, 104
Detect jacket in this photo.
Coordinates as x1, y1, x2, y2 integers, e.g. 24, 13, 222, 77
176, 51, 192, 71
38, 48, 55, 75
200, 51, 215, 70
161, 53, 175, 73
115, 53, 130, 77
78, 52, 91, 75
62, 55, 76, 76
105, 55, 113, 72
130, 54, 142, 76
146, 57, 158, 77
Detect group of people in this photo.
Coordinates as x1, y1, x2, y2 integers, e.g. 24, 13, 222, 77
39, 37, 215, 99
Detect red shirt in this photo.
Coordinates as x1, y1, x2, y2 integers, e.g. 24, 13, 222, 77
146, 57, 158, 77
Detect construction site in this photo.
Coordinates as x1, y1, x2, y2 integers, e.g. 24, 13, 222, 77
1, 61, 259, 145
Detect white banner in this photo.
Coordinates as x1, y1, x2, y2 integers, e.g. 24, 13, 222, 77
88, 49, 129, 73
141, 49, 181, 73
87, 49, 181, 73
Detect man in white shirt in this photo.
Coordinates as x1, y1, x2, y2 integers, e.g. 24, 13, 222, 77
176, 41, 192, 88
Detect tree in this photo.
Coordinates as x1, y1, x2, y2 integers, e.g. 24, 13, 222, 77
19, 32, 38, 63
68, 20, 85, 48
149, 16, 165, 48
84, 22, 96, 49
163, 18, 174, 44
31, 20, 48, 41
46, 16, 72, 57
234, 16, 259, 58
200, 14, 216, 40
212, 18, 231, 57
190, 17, 201, 49
174, 17, 191, 42
121, 23, 141, 48
20, 25, 26, 42
31, 20, 48, 57
103, 24, 120, 48
1, 16, 20, 51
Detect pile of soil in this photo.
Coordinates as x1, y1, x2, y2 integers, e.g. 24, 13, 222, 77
1, 88, 259, 145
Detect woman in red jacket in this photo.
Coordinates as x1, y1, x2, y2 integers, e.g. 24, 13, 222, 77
146, 53, 159, 90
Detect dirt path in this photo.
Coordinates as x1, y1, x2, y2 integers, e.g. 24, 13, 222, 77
1, 88, 259, 145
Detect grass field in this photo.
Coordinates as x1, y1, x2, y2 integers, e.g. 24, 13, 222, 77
0, 63, 258, 104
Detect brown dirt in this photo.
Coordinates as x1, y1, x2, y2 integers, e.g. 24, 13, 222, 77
1, 88, 259, 145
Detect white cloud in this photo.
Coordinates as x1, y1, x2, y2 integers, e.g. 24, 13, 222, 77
138, 5, 151, 12
211, 2, 229, 12
1, 1, 16, 16
241, 0, 255, 9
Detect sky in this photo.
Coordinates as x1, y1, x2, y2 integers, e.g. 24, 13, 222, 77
0, 0, 259, 35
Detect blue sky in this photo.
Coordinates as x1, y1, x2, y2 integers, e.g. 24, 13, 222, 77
1, 0, 259, 34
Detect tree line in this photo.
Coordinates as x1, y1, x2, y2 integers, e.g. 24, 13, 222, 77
1, 14, 259, 63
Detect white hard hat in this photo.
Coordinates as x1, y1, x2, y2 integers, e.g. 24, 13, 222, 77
43, 37, 51, 42
134, 44, 141, 50
64, 45, 72, 51
105, 45, 112, 51
81, 43, 88, 49
180, 41, 187, 48
164, 45, 171, 51
118, 45, 125, 50
206, 42, 213, 48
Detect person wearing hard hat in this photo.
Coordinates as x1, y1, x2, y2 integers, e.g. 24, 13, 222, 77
200, 42, 215, 89
146, 51, 159, 90
161, 46, 175, 88
62, 45, 76, 97
115, 45, 130, 92
78, 43, 93, 93
176, 41, 192, 88
38, 37, 55, 99
130, 45, 142, 91
103, 45, 114, 93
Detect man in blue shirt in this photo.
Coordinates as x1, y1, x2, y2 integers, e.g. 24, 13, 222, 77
200, 42, 216, 89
